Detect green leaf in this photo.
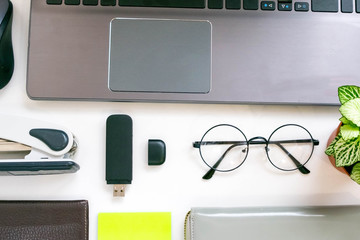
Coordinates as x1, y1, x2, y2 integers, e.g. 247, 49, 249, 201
325, 144, 335, 156
351, 162, 360, 185
333, 137, 360, 167
340, 116, 354, 125
339, 98, 360, 127
338, 85, 360, 104
340, 124, 360, 141
325, 135, 340, 156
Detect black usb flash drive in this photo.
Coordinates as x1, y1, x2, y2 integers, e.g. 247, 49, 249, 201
106, 114, 133, 197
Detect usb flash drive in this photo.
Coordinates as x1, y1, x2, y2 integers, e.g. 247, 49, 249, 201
106, 114, 133, 197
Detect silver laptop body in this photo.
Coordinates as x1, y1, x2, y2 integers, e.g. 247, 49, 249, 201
27, 0, 360, 105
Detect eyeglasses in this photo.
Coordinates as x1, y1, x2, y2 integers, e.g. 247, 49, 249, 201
193, 124, 319, 180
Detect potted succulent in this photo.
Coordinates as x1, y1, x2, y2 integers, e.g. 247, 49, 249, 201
326, 85, 360, 184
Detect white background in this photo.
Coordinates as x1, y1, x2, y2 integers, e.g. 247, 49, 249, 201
2, 1, 360, 239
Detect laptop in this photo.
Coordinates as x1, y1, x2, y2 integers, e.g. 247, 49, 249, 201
27, 0, 360, 105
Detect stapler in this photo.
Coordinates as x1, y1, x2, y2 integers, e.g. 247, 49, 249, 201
0, 115, 79, 175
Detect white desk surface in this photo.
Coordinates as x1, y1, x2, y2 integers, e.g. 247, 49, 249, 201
2, 1, 360, 239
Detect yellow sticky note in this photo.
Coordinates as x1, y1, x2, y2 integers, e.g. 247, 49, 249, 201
98, 212, 171, 240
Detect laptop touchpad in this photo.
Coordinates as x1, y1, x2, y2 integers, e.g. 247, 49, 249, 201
108, 18, 211, 93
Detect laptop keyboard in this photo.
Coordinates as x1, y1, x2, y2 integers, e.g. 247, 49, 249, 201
48, 0, 205, 8
46, 0, 358, 13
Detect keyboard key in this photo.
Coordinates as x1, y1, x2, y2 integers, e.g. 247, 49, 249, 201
65, 0, 80, 4
294, 2, 309, 11
101, 0, 116, 5
244, 0, 259, 9
226, 0, 241, 9
357, 0, 360, 12
278, 2, 292, 10
261, 1, 275, 10
311, 0, 338, 12
341, 0, 353, 12
47, 0, 62, 4
83, 0, 99, 5
119, 0, 205, 8
208, 0, 223, 9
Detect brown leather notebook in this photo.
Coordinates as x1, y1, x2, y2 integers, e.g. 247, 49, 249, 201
0, 200, 88, 240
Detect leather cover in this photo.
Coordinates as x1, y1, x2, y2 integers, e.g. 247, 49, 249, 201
0, 200, 88, 240
185, 206, 360, 240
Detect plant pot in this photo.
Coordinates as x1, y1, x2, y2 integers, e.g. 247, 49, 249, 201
327, 123, 350, 176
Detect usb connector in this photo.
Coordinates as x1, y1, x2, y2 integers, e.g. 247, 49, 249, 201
113, 184, 126, 197
106, 115, 133, 198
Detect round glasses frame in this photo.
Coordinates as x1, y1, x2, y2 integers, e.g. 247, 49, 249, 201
198, 124, 248, 172
193, 123, 319, 179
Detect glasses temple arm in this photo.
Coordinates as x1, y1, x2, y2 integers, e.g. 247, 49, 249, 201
268, 139, 319, 145
193, 141, 248, 148
195, 138, 317, 178
202, 168, 216, 180
274, 143, 310, 174
195, 139, 319, 148
202, 144, 243, 180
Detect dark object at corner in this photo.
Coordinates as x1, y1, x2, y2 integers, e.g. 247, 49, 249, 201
0, 0, 14, 89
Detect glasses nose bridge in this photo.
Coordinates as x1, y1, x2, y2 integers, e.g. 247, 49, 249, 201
248, 136, 269, 152
248, 136, 268, 144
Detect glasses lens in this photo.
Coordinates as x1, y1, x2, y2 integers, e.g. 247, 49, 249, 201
267, 124, 314, 171
199, 124, 248, 172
